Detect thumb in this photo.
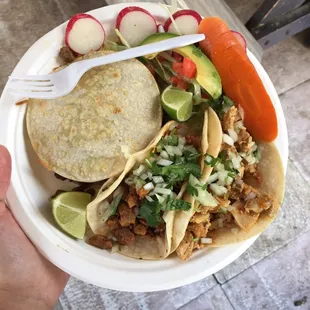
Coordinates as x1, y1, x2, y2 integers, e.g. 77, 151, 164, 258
0, 145, 12, 200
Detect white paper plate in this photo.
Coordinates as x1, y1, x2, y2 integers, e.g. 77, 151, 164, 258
0, 2, 288, 292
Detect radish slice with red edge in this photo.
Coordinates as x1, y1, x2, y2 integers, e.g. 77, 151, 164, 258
65, 13, 105, 55
231, 31, 247, 52
116, 6, 157, 47
164, 9, 202, 35
157, 24, 165, 33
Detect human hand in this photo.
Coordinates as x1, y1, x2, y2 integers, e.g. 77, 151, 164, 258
0, 145, 69, 310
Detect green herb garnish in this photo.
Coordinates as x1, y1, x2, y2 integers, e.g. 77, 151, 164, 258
187, 183, 199, 197
139, 200, 162, 227
162, 163, 201, 185
164, 197, 191, 211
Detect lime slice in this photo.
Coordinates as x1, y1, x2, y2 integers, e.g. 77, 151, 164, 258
52, 192, 92, 239
161, 86, 193, 121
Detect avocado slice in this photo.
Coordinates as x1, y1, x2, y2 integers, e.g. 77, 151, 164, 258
140, 33, 222, 99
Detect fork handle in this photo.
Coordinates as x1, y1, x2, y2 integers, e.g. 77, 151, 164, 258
76, 34, 205, 74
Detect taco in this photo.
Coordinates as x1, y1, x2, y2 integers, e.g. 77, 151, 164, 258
26, 50, 162, 183
175, 105, 285, 260
86, 115, 208, 260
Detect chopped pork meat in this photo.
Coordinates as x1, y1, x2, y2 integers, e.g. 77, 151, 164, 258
133, 223, 148, 236
176, 231, 195, 261
191, 212, 210, 224
222, 106, 238, 132
125, 185, 138, 208
113, 227, 135, 245
137, 187, 149, 200
87, 235, 113, 249
118, 202, 136, 227
106, 215, 120, 230
244, 195, 273, 214
237, 127, 253, 153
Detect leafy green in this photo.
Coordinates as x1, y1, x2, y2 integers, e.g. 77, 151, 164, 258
164, 197, 191, 211
162, 163, 201, 185
205, 154, 220, 167
139, 200, 163, 227
207, 95, 235, 119
187, 183, 199, 197
139, 197, 191, 227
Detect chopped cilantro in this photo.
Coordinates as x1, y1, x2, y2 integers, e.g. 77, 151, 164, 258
201, 183, 209, 191
162, 163, 201, 185
192, 46, 203, 58
205, 154, 220, 167
164, 197, 191, 211
150, 162, 162, 175
184, 150, 201, 163
207, 95, 235, 119
187, 183, 199, 197
223, 96, 234, 108
138, 200, 163, 227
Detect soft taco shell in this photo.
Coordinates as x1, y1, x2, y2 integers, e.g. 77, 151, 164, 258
26, 50, 162, 182
207, 141, 285, 246
170, 108, 220, 252
87, 122, 176, 260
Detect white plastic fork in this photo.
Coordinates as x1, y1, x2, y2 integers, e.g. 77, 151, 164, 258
8, 34, 205, 100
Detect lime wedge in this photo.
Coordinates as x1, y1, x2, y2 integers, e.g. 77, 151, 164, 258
161, 86, 193, 121
52, 192, 92, 239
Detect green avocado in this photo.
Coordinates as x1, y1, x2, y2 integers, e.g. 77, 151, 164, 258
140, 33, 222, 99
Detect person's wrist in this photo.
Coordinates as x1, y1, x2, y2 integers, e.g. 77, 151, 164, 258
0, 287, 54, 310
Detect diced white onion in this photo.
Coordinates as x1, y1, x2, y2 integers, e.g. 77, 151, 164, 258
210, 184, 227, 197
125, 177, 135, 185
154, 187, 172, 195
223, 134, 234, 146
144, 182, 155, 191
147, 172, 153, 179
200, 237, 213, 244
153, 176, 164, 183
228, 128, 238, 142
232, 156, 242, 169
207, 172, 219, 184
148, 191, 155, 196
215, 163, 225, 172
133, 164, 146, 176
205, 155, 213, 165
245, 192, 257, 201
140, 173, 148, 181
165, 145, 183, 156
160, 150, 169, 159
157, 159, 173, 166
225, 176, 234, 186
155, 182, 167, 188
217, 171, 228, 186
111, 244, 119, 254
145, 195, 154, 202
156, 194, 166, 203
178, 136, 186, 146
234, 121, 243, 131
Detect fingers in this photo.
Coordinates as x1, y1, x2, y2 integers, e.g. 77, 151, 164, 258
0, 145, 12, 200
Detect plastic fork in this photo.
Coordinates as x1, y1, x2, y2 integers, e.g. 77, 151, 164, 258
8, 34, 205, 100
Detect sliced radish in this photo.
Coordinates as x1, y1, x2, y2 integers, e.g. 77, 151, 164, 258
65, 13, 105, 55
116, 6, 157, 47
157, 24, 165, 33
164, 9, 202, 35
232, 31, 247, 52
